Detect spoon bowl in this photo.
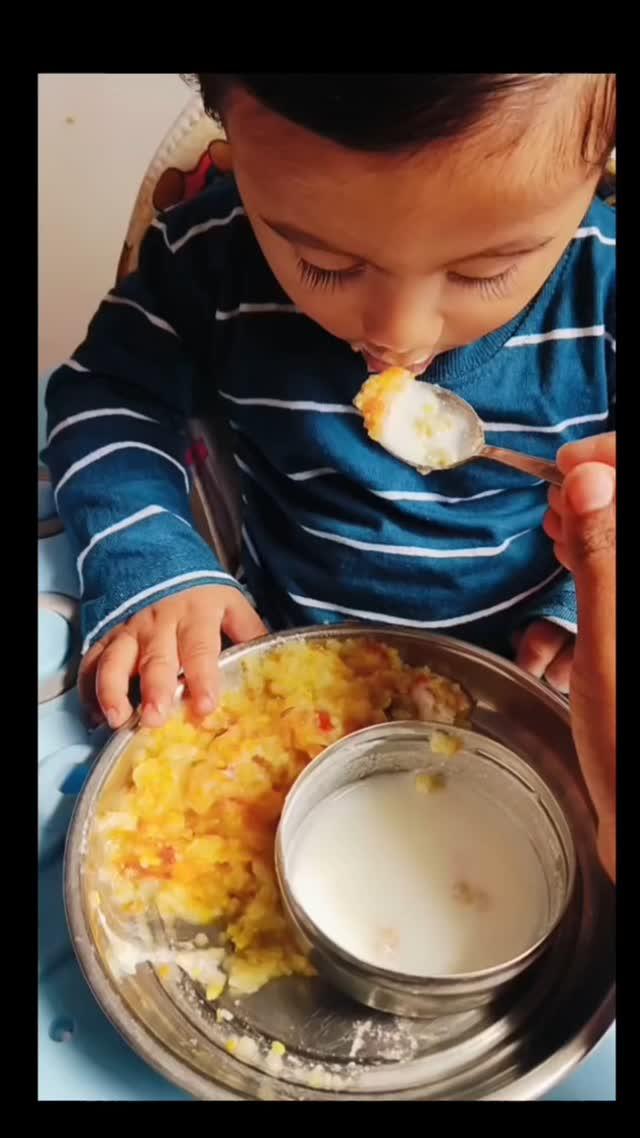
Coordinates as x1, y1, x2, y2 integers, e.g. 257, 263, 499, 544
355, 372, 563, 487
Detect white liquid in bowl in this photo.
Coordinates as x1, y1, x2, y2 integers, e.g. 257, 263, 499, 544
289, 772, 550, 976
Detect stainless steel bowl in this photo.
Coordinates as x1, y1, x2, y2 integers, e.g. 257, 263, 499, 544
65, 625, 615, 1101
276, 721, 576, 1017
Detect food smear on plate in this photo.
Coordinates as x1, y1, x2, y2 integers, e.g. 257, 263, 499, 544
354, 368, 470, 471
92, 637, 471, 997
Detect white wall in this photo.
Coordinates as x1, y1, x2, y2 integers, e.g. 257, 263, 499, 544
38, 74, 188, 375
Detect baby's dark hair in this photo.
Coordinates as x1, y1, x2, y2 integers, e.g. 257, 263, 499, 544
186, 73, 615, 170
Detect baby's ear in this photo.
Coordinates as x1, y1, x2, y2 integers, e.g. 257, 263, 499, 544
153, 167, 186, 213
208, 139, 233, 173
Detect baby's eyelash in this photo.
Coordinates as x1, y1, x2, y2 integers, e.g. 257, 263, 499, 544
448, 265, 518, 298
296, 257, 518, 299
297, 258, 363, 291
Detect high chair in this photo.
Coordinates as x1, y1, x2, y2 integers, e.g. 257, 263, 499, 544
116, 94, 243, 580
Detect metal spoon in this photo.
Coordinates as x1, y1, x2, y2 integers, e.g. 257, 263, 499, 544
368, 383, 563, 487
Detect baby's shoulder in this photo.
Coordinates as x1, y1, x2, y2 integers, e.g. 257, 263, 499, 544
567, 197, 615, 323
153, 175, 247, 267
575, 196, 616, 262
159, 172, 241, 226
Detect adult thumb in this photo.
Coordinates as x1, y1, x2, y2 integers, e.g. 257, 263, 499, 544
562, 461, 615, 649
563, 462, 615, 558
561, 461, 616, 882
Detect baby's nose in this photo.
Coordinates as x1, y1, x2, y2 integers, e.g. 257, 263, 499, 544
363, 287, 443, 363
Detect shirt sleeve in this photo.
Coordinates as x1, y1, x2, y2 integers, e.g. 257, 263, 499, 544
513, 572, 578, 636
42, 209, 242, 656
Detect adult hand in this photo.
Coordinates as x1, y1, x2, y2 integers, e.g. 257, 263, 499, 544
544, 433, 616, 880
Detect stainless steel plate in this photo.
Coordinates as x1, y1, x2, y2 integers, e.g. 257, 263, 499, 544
65, 626, 615, 1101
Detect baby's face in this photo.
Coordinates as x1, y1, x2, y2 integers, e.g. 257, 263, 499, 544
226, 89, 600, 375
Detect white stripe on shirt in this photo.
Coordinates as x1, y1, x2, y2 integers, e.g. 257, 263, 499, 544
235, 452, 542, 503
233, 454, 255, 480
151, 206, 245, 253
103, 294, 178, 336
301, 523, 532, 559
241, 523, 261, 567
574, 226, 616, 246
77, 505, 186, 592
220, 390, 358, 414
215, 302, 300, 321
373, 483, 543, 504
505, 324, 613, 349
287, 467, 338, 481
290, 567, 564, 630
47, 407, 159, 446
82, 569, 236, 655
54, 441, 190, 502
237, 459, 337, 483
483, 410, 609, 434
63, 358, 89, 373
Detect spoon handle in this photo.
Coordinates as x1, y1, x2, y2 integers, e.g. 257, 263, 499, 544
479, 445, 563, 487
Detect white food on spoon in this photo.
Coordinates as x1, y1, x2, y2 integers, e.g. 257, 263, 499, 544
354, 368, 471, 471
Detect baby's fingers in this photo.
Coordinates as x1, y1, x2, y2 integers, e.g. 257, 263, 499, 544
544, 642, 574, 694
95, 631, 139, 729
178, 617, 222, 717
515, 620, 569, 680
78, 640, 107, 725
137, 627, 180, 727
222, 593, 268, 643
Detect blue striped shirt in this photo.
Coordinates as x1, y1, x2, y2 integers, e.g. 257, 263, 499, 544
43, 176, 616, 657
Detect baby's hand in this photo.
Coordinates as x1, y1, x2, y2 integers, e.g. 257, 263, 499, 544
79, 586, 267, 730
513, 620, 574, 694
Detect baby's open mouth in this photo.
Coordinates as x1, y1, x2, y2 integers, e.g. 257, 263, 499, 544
359, 349, 435, 376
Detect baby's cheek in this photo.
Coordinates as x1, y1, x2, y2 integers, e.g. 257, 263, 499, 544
286, 282, 361, 343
